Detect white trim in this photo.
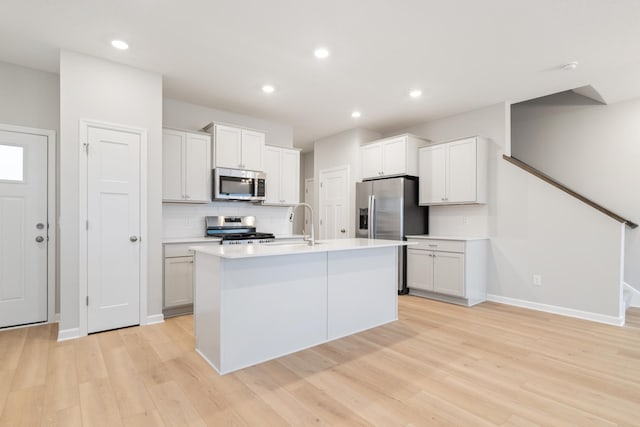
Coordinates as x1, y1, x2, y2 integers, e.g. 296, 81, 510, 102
78, 119, 149, 336
55, 313, 60, 323
486, 294, 624, 326
57, 327, 81, 342
0, 123, 57, 326
146, 314, 165, 325
624, 282, 640, 308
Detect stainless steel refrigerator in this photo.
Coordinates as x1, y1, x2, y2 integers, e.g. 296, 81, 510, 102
356, 177, 428, 294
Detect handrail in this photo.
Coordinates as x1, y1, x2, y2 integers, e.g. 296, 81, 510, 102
503, 155, 638, 229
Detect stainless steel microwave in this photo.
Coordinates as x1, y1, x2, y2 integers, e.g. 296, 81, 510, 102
213, 167, 266, 202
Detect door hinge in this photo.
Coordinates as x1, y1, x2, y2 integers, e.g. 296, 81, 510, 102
86, 220, 89, 230
83, 142, 90, 154
86, 296, 89, 306
320, 182, 323, 188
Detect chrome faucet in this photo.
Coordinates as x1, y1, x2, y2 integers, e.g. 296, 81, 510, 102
289, 203, 315, 246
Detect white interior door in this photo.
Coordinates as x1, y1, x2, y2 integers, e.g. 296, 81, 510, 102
319, 167, 349, 240
87, 126, 141, 333
304, 178, 315, 236
0, 130, 47, 328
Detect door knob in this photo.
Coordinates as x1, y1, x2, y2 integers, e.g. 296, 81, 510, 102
36, 223, 45, 230
35, 236, 45, 243
129, 236, 138, 242
340, 229, 346, 233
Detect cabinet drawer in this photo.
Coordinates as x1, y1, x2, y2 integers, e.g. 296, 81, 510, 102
164, 241, 220, 257
408, 239, 465, 253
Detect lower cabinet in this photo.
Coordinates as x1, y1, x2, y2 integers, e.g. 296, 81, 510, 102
163, 241, 220, 317
407, 237, 487, 306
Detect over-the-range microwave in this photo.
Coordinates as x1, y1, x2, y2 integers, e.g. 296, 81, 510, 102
212, 167, 266, 202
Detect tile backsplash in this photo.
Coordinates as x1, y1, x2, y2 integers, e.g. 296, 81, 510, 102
163, 202, 294, 238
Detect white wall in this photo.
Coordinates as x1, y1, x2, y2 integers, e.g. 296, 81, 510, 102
59, 51, 163, 331
163, 98, 293, 148
163, 203, 293, 238
388, 103, 624, 322
512, 92, 640, 290
0, 61, 61, 312
0, 61, 59, 131
313, 128, 381, 237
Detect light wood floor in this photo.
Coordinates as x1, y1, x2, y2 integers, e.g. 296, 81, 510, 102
1, 298, 640, 427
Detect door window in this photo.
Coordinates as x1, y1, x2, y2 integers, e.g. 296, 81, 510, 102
0, 144, 24, 182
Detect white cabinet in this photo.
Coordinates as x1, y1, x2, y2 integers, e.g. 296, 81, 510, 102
164, 256, 193, 308
213, 124, 265, 171
163, 240, 220, 317
407, 237, 487, 306
418, 136, 488, 205
162, 129, 211, 203
360, 134, 428, 180
263, 145, 300, 205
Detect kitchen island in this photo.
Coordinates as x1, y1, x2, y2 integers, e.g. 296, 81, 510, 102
191, 238, 409, 374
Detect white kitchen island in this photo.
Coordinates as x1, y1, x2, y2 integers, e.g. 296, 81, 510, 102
191, 238, 409, 374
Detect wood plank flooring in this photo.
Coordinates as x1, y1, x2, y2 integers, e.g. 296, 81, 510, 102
1, 297, 639, 426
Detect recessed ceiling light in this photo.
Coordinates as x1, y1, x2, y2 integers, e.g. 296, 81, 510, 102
562, 61, 579, 71
111, 40, 129, 50
314, 48, 330, 59
262, 85, 275, 93
409, 89, 422, 98
351, 111, 361, 118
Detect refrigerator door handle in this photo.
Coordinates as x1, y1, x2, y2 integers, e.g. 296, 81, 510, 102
369, 195, 376, 239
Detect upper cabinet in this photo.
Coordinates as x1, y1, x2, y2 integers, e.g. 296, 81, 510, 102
360, 134, 428, 180
418, 136, 488, 205
162, 129, 211, 203
213, 124, 265, 171
263, 145, 300, 205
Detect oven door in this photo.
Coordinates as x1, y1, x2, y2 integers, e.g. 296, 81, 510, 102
214, 175, 255, 200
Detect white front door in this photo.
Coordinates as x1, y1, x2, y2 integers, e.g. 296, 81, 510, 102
87, 126, 141, 333
0, 130, 48, 328
319, 167, 349, 240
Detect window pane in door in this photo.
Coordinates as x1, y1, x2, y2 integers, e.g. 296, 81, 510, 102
0, 145, 24, 181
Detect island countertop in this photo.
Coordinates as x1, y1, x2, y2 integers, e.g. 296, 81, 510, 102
190, 238, 411, 259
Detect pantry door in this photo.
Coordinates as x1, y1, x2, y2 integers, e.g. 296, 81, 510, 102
0, 129, 48, 328
319, 166, 350, 240
85, 123, 142, 333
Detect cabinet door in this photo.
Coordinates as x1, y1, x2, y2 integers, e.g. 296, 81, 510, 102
447, 138, 477, 203
361, 143, 382, 179
433, 252, 465, 296
240, 129, 265, 171
381, 137, 406, 176
263, 146, 281, 204
184, 133, 211, 202
162, 129, 185, 201
280, 149, 300, 204
419, 145, 446, 204
164, 256, 193, 307
407, 249, 434, 291
214, 125, 242, 168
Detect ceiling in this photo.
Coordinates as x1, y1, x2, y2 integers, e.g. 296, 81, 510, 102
2, 0, 640, 151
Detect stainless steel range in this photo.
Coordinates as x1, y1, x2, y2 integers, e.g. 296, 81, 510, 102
205, 216, 275, 245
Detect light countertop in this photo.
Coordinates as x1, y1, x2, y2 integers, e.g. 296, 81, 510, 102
406, 235, 489, 241
190, 238, 411, 259
163, 237, 222, 244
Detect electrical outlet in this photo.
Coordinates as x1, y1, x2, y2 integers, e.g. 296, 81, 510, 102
532, 274, 542, 286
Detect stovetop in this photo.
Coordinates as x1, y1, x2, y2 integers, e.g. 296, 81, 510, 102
205, 215, 275, 244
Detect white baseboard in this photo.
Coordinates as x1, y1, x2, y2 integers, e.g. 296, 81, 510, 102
54, 313, 60, 323
486, 294, 624, 326
624, 282, 640, 308
57, 327, 80, 342
146, 314, 165, 325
